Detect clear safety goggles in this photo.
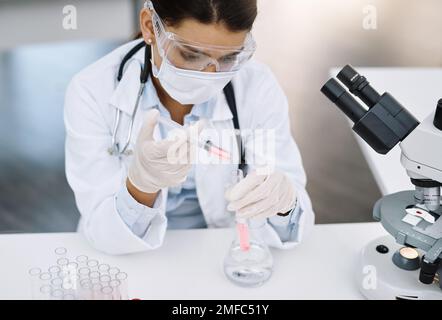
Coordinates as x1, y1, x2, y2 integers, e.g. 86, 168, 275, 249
144, 0, 256, 72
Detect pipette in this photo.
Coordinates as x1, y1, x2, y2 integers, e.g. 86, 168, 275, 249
157, 116, 231, 160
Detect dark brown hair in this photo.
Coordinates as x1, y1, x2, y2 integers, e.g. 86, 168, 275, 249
135, 0, 257, 38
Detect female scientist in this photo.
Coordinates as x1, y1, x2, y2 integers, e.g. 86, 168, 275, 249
64, 0, 314, 254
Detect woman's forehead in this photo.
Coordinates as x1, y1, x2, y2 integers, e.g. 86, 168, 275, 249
167, 18, 248, 48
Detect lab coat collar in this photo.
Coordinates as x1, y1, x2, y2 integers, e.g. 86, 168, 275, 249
108, 59, 144, 116
210, 92, 234, 122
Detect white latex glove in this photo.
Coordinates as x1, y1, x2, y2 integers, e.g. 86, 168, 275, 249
128, 109, 197, 193
225, 170, 297, 219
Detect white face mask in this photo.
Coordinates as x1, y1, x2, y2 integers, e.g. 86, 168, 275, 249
151, 49, 238, 105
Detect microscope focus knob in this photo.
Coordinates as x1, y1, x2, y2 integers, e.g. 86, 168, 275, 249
434, 99, 442, 130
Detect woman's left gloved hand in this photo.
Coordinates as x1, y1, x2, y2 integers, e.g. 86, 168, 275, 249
225, 170, 297, 219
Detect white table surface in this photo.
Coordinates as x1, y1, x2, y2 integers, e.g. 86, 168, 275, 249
330, 68, 442, 195
0, 222, 388, 300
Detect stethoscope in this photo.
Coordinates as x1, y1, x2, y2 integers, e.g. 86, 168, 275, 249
108, 41, 150, 156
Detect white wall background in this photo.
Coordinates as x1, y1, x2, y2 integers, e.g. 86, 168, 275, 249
0, 0, 134, 51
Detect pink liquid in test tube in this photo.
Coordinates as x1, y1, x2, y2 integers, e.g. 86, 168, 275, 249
236, 221, 250, 251
208, 145, 231, 160
234, 169, 250, 252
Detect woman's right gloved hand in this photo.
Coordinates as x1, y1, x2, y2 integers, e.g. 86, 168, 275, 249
127, 109, 194, 194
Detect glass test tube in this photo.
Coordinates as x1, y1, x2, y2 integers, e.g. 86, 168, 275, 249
100, 275, 111, 286
28, 267, 42, 300
60, 261, 78, 290
64, 287, 77, 298
98, 263, 110, 274
57, 269, 69, 282
108, 267, 120, 279
51, 277, 63, 289
51, 288, 64, 300
115, 272, 128, 300
92, 283, 103, 300
75, 255, 88, 268
78, 267, 91, 280
57, 258, 69, 270
63, 293, 76, 300
79, 279, 93, 300
54, 247, 68, 264
87, 259, 99, 272
232, 169, 250, 251
39, 285, 52, 300
101, 286, 114, 300
54, 247, 67, 257
55, 247, 71, 287
67, 261, 78, 272
109, 279, 121, 300
64, 274, 80, 291
48, 265, 61, 278
89, 271, 100, 281
39, 272, 52, 285
89, 271, 100, 283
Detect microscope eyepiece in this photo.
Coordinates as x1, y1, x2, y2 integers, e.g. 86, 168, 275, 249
321, 65, 420, 154
320, 78, 345, 103
336, 65, 359, 88
321, 79, 366, 123
337, 65, 382, 108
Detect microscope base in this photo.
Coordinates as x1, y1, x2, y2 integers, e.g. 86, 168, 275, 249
356, 235, 442, 300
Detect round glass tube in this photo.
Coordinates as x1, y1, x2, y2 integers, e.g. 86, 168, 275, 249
87, 259, 99, 271
63, 293, 76, 300
99, 275, 111, 288
75, 255, 88, 267
48, 265, 61, 276
80, 278, 92, 287
39, 272, 52, 284
67, 261, 78, 272
28, 267, 42, 300
29, 268, 42, 276
108, 267, 120, 279
90, 271, 101, 287
109, 279, 121, 300
101, 286, 114, 300
51, 277, 63, 288
62, 274, 80, 290
39, 285, 52, 300
57, 258, 69, 268
51, 288, 64, 300
78, 267, 91, 280
54, 247, 67, 256
92, 283, 103, 300
115, 272, 128, 300
79, 280, 93, 300
58, 269, 69, 280
98, 264, 110, 274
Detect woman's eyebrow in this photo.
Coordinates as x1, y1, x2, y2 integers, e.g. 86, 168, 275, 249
182, 44, 210, 57
181, 44, 244, 57
221, 51, 240, 58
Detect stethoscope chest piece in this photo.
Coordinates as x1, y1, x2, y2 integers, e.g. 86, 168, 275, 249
107, 145, 134, 157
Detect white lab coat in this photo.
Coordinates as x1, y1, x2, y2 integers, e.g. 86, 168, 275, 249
64, 40, 315, 255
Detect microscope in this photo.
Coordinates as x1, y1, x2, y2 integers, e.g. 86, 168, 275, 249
321, 65, 442, 300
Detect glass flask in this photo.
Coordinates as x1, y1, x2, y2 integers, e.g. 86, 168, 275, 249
223, 169, 273, 287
